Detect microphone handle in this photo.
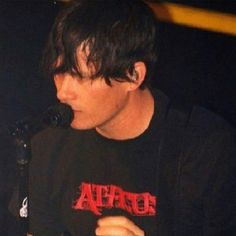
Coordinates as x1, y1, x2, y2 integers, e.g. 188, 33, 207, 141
8, 103, 73, 138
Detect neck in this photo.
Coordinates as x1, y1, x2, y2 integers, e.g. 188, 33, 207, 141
95, 88, 154, 140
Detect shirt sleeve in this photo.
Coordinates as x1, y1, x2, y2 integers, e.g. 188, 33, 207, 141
173, 124, 236, 236
202, 128, 236, 235
28, 132, 64, 236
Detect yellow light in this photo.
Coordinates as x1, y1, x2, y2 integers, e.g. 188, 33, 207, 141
148, 2, 236, 37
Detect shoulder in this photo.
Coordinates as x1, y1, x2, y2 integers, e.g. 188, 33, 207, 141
31, 126, 71, 147
180, 106, 236, 172
189, 105, 234, 131
29, 127, 89, 173
31, 126, 88, 151
187, 105, 236, 145
161, 97, 236, 162
152, 89, 236, 146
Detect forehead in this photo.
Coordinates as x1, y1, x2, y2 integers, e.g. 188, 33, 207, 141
77, 44, 95, 72
54, 39, 98, 78
56, 42, 90, 67
76, 43, 90, 63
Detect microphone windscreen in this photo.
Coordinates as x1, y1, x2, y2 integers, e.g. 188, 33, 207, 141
44, 103, 74, 127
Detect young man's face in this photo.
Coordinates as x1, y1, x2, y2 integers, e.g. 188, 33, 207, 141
54, 49, 132, 131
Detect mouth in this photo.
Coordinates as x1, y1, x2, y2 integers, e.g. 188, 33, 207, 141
73, 109, 82, 113
72, 110, 83, 117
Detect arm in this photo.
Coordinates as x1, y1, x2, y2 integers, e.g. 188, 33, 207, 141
203, 129, 236, 235
28, 130, 64, 236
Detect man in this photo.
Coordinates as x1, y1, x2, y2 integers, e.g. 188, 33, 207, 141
28, 0, 236, 235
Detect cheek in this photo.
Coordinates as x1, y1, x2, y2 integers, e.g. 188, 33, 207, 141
80, 88, 110, 115
76, 79, 127, 115
87, 89, 111, 109
90, 87, 126, 113
85, 81, 111, 103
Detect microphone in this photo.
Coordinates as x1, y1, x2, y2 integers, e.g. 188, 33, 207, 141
8, 103, 74, 138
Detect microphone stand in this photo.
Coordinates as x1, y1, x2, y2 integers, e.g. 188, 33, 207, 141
8, 103, 73, 236
9, 120, 33, 236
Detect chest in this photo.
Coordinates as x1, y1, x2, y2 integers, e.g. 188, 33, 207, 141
58, 138, 159, 235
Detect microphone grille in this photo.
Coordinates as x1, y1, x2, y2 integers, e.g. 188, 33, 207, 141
45, 103, 74, 128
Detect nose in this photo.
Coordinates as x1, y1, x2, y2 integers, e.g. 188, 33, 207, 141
54, 73, 77, 102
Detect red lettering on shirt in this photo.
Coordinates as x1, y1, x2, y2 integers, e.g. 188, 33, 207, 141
72, 182, 156, 216
72, 182, 100, 215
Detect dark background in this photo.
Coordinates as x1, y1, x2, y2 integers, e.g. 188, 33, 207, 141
0, 1, 236, 235
0, 1, 236, 125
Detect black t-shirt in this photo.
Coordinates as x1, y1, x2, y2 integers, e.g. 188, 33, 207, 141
29, 90, 236, 236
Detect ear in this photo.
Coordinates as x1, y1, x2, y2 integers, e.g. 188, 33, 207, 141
127, 61, 147, 91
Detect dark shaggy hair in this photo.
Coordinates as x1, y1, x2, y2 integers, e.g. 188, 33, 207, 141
42, 0, 157, 88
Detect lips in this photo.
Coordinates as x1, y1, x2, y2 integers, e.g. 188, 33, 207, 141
72, 110, 83, 118
73, 109, 82, 113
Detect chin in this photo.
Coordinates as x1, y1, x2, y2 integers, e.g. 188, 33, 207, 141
70, 120, 95, 130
